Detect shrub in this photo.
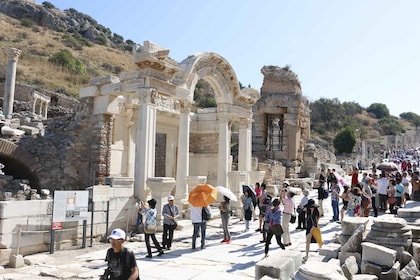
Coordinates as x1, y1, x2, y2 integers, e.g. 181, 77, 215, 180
49, 49, 87, 75
21, 18, 35, 28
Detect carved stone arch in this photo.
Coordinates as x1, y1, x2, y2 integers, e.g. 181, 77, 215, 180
0, 139, 41, 188
177, 52, 241, 105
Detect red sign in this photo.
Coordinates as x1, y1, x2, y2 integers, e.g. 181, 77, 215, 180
52, 222, 62, 230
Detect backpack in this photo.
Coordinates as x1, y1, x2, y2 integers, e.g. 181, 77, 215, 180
202, 206, 211, 221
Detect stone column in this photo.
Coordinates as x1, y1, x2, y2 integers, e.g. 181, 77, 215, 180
134, 89, 157, 200
126, 105, 137, 178
175, 101, 191, 202
3, 48, 21, 118
43, 103, 49, 119
146, 177, 175, 231
32, 98, 38, 114
217, 114, 230, 188
238, 118, 252, 179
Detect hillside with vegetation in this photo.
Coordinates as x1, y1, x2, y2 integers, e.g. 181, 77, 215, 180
0, 0, 419, 154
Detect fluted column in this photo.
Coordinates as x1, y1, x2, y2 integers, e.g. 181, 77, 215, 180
217, 113, 230, 187
134, 89, 157, 200
238, 118, 252, 176
175, 101, 192, 202
3, 48, 21, 118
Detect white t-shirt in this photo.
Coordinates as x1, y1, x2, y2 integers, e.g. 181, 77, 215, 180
376, 177, 389, 195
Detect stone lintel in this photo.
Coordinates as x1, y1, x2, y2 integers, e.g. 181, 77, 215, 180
79, 86, 99, 98
101, 82, 121, 96
89, 76, 120, 86
120, 78, 145, 93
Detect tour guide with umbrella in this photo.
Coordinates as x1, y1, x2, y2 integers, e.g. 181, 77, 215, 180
188, 184, 218, 207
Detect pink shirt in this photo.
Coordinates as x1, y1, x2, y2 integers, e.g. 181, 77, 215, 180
282, 197, 294, 214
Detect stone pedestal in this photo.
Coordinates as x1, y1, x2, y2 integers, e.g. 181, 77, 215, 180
146, 177, 175, 231
183, 176, 207, 218
228, 171, 247, 217
248, 171, 265, 186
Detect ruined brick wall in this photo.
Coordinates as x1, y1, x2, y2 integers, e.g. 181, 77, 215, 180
13, 97, 105, 191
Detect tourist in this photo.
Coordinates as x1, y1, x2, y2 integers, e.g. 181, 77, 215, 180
387, 179, 396, 213
401, 171, 411, 206
134, 199, 143, 232
219, 196, 231, 243
162, 195, 179, 250
326, 168, 333, 190
366, 177, 378, 217
350, 166, 359, 188
360, 181, 372, 217
264, 198, 285, 258
304, 199, 320, 261
281, 191, 295, 246
142, 198, 164, 258
395, 177, 404, 208
242, 190, 253, 232
256, 183, 270, 232
412, 171, 420, 201
330, 180, 340, 222
191, 205, 211, 249
347, 187, 362, 217
254, 182, 261, 220
376, 172, 389, 211
296, 189, 309, 230
317, 169, 327, 217
339, 185, 350, 221
280, 180, 290, 201
101, 228, 139, 280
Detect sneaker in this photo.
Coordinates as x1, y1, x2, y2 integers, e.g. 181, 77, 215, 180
145, 255, 152, 258
226, 239, 231, 244
280, 243, 285, 250
255, 228, 261, 232
157, 251, 164, 256
221, 239, 227, 243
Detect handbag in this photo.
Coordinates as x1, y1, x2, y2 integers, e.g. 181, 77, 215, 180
290, 213, 296, 224
388, 196, 396, 205
311, 226, 323, 248
144, 223, 157, 234
268, 224, 283, 236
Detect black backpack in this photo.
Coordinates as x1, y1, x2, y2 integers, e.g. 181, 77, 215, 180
202, 207, 211, 221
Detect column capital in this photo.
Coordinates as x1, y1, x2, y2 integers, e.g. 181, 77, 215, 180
239, 118, 252, 129
179, 100, 192, 114
4, 48, 22, 61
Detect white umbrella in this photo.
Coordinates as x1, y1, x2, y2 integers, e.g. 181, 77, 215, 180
216, 185, 238, 202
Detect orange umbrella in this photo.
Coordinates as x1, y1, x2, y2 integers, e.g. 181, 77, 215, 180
188, 184, 218, 207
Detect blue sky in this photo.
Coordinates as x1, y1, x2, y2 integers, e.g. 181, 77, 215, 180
43, 1, 420, 117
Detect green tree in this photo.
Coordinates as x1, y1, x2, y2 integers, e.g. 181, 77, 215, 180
366, 103, 390, 119
378, 117, 405, 135
333, 126, 356, 154
400, 112, 420, 129
49, 49, 86, 75
310, 98, 344, 134
342, 101, 363, 115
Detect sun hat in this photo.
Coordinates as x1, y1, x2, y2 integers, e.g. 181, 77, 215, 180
108, 228, 126, 240
283, 180, 290, 186
168, 195, 174, 201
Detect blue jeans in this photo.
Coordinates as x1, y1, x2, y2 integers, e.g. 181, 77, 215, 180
192, 222, 207, 249
331, 200, 339, 221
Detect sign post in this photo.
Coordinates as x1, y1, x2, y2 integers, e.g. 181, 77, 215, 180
50, 191, 89, 254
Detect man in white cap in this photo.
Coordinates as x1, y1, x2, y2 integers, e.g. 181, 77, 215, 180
161, 195, 179, 250
101, 228, 139, 280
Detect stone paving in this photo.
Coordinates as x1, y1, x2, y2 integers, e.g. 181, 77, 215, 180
1, 179, 413, 280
